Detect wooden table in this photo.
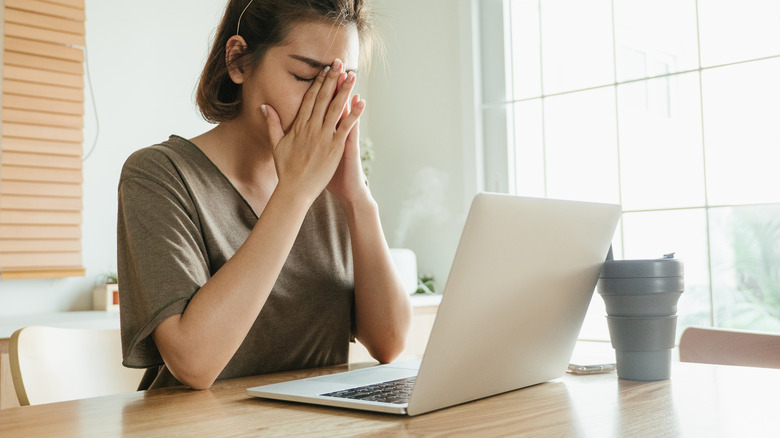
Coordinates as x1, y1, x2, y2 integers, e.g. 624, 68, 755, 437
0, 361, 776, 437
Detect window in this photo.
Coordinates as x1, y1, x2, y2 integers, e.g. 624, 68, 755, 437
0, 0, 86, 279
481, 0, 780, 339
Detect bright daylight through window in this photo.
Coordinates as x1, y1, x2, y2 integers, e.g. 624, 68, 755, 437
492, 0, 780, 340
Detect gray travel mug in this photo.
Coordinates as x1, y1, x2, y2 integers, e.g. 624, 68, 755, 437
597, 254, 684, 381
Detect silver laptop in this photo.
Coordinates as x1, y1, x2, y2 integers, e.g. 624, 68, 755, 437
247, 193, 621, 416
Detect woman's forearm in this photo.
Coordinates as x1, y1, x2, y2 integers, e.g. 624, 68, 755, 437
344, 197, 412, 363
152, 185, 311, 389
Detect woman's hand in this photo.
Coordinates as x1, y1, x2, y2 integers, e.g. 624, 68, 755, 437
263, 59, 364, 204
326, 93, 370, 204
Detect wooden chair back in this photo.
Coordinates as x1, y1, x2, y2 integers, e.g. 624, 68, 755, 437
679, 326, 780, 369
9, 326, 145, 406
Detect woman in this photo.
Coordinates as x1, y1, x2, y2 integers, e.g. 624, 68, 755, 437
117, 0, 411, 390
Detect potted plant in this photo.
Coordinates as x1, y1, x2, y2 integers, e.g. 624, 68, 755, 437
93, 272, 120, 311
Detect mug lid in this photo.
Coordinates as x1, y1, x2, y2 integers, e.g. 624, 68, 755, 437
601, 253, 684, 278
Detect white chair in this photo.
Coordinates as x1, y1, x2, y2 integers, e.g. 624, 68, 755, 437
679, 326, 780, 369
9, 326, 146, 406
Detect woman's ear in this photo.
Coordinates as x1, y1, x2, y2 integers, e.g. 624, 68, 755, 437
226, 35, 248, 84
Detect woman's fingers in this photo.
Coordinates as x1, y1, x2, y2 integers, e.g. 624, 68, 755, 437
263, 104, 284, 148
344, 94, 360, 137
335, 91, 354, 130
296, 64, 330, 124
311, 59, 346, 123
335, 98, 365, 143
350, 94, 359, 112
324, 71, 356, 129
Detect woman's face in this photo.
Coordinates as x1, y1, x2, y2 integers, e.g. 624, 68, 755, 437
236, 20, 360, 139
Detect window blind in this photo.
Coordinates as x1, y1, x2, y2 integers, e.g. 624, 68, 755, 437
0, 0, 86, 279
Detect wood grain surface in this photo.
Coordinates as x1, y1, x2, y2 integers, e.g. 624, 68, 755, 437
0, 362, 777, 437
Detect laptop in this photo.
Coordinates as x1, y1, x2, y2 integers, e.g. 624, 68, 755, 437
247, 193, 621, 416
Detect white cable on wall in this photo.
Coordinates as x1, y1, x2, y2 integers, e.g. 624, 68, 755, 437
72, 41, 100, 162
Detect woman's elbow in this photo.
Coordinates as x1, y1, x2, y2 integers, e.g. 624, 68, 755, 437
163, 357, 220, 390
155, 345, 220, 389
368, 336, 408, 364
372, 351, 400, 365
173, 366, 218, 390
188, 381, 215, 391
153, 320, 221, 389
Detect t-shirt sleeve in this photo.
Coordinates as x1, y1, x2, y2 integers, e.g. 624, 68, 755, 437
117, 149, 210, 369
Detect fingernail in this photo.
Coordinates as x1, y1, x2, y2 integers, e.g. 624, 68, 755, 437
332, 58, 342, 71
261, 104, 267, 117
356, 99, 365, 109
346, 71, 355, 83
320, 65, 330, 76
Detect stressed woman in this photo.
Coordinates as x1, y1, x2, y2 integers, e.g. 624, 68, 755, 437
117, 0, 411, 390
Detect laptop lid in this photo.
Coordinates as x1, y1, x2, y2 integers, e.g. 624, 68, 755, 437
405, 193, 620, 415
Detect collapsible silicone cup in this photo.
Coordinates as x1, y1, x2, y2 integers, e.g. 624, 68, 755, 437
598, 276, 685, 295
606, 315, 678, 350
606, 315, 678, 380
600, 292, 683, 317
601, 258, 684, 280
598, 258, 684, 317
615, 349, 673, 381
598, 257, 684, 381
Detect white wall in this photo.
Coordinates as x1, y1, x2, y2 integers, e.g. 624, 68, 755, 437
0, 0, 478, 314
365, 0, 480, 290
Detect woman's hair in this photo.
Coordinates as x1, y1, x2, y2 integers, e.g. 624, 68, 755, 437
196, 0, 375, 123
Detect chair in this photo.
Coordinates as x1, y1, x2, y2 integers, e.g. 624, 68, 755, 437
9, 326, 146, 406
679, 326, 780, 369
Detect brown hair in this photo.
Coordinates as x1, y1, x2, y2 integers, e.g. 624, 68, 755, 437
196, 0, 375, 123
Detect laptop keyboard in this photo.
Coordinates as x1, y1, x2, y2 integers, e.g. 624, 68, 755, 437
320, 376, 416, 404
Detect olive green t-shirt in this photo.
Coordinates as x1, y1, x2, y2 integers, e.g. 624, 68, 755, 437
117, 135, 354, 389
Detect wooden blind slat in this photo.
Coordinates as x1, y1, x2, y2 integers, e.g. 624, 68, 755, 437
3, 79, 84, 102
0, 239, 81, 252
0, 151, 82, 169
3, 51, 84, 75
0, 194, 82, 211
1, 137, 82, 156
4, 23, 86, 47
0, 210, 81, 225
0, 252, 83, 269
38, 0, 85, 10
4, 37, 84, 62
0, 181, 82, 198
5, 0, 86, 21
2, 123, 83, 142
4, 9, 85, 36
0, 224, 81, 239
1, 165, 83, 184
2, 94, 84, 115
2, 109, 83, 129
4, 65, 83, 88
0, 268, 86, 279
